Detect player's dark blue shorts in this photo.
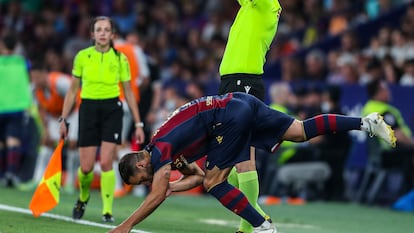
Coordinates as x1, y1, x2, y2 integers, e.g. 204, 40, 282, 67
0, 112, 25, 141
205, 92, 294, 169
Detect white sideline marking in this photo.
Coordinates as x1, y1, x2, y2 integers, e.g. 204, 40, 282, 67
200, 218, 318, 230
0, 204, 151, 233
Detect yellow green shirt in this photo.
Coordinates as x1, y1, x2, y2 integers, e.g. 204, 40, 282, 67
72, 46, 131, 99
219, 0, 282, 76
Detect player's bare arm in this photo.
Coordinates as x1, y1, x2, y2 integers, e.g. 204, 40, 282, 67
169, 162, 205, 193
108, 164, 171, 233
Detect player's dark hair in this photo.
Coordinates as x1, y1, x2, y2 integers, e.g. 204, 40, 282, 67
2, 33, 17, 51
366, 79, 381, 98
119, 151, 146, 184
30, 60, 48, 71
90, 16, 120, 57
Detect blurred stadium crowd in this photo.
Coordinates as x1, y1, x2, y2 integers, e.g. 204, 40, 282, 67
1, 0, 414, 206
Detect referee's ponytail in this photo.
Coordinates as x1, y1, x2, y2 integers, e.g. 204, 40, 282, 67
90, 16, 120, 57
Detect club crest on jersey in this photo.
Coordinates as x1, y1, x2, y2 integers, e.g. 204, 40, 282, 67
216, 135, 223, 144
109, 62, 117, 73
206, 96, 213, 106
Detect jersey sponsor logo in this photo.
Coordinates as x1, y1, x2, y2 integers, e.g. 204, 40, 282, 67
173, 155, 188, 169
216, 135, 223, 144
244, 85, 251, 94
206, 96, 213, 106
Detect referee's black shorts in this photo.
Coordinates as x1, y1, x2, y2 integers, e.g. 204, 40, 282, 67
78, 98, 123, 147
218, 73, 265, 101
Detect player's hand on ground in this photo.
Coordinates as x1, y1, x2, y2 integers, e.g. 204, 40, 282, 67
166, 183, 172, 197
107, 224, 132, 233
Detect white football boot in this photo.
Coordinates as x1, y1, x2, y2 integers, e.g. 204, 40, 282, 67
362, 112, 397, 147
253, 220, 277, 233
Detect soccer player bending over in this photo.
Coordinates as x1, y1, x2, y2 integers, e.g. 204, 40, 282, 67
108, 92, 396, 233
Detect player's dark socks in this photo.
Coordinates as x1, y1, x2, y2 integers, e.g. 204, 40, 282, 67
0, 147, 6, 177
303, 114, 361, 139
208, 181, 265, 227
6, 147, 22, 173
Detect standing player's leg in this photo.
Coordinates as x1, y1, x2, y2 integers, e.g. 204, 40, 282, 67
219, 0, 282, 231
73, 146, 96, 219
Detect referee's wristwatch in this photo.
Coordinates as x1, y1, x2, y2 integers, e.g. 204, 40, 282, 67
135, 122, 144, 128
58, 116, 67, 124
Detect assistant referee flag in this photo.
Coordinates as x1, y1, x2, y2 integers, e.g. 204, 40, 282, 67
29, 140, 64, 217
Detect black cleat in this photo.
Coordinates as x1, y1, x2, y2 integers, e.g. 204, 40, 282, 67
102, 213, 114, 223
72, 198, 89, 220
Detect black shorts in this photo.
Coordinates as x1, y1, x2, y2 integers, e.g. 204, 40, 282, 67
78, 98, 123, 147
219, 73, 265, 101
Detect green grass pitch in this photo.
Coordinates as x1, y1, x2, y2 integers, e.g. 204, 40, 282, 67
0, 187, 413, 233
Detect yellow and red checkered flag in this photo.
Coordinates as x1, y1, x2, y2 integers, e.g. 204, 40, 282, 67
29, 140, 64, 217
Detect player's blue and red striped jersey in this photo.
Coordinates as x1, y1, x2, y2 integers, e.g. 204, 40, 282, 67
145, 93, 234, 172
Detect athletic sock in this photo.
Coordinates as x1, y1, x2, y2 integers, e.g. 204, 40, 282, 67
101, 169, 115, 215
77, 168, 94, 202
238, 171, 267, 232
208, 181, 265, 227
0, 146, 5, 177
7, 147, 22, 174
32, 146, 53, 183
227, 167, 239, 187
303, 114, 361, 140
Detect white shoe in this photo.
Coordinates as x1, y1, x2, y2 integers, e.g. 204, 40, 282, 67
362, 112, 396, 147
253, 221, 277, 233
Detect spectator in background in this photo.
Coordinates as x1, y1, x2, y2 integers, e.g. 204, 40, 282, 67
305, 49, 328, 82
399, 58, 414, 86
19, 62, 80, 194
381, 54, 401, 84
361, 57, 384, 84
318, 85, 352, 201
389, 29, 414, 69
362, 79, 414, 194
0, 33, 32, 187
340, 30, 360, 56
335, 52, 359, 84
59, 16, 145, 223
111, 0, 136, 36
280, 56, 303, 82
2, 0, 26, 34
63, 16, 91, 71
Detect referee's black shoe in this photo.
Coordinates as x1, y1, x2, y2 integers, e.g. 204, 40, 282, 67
102, 213, 114, 223
72, 197, 89, 220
